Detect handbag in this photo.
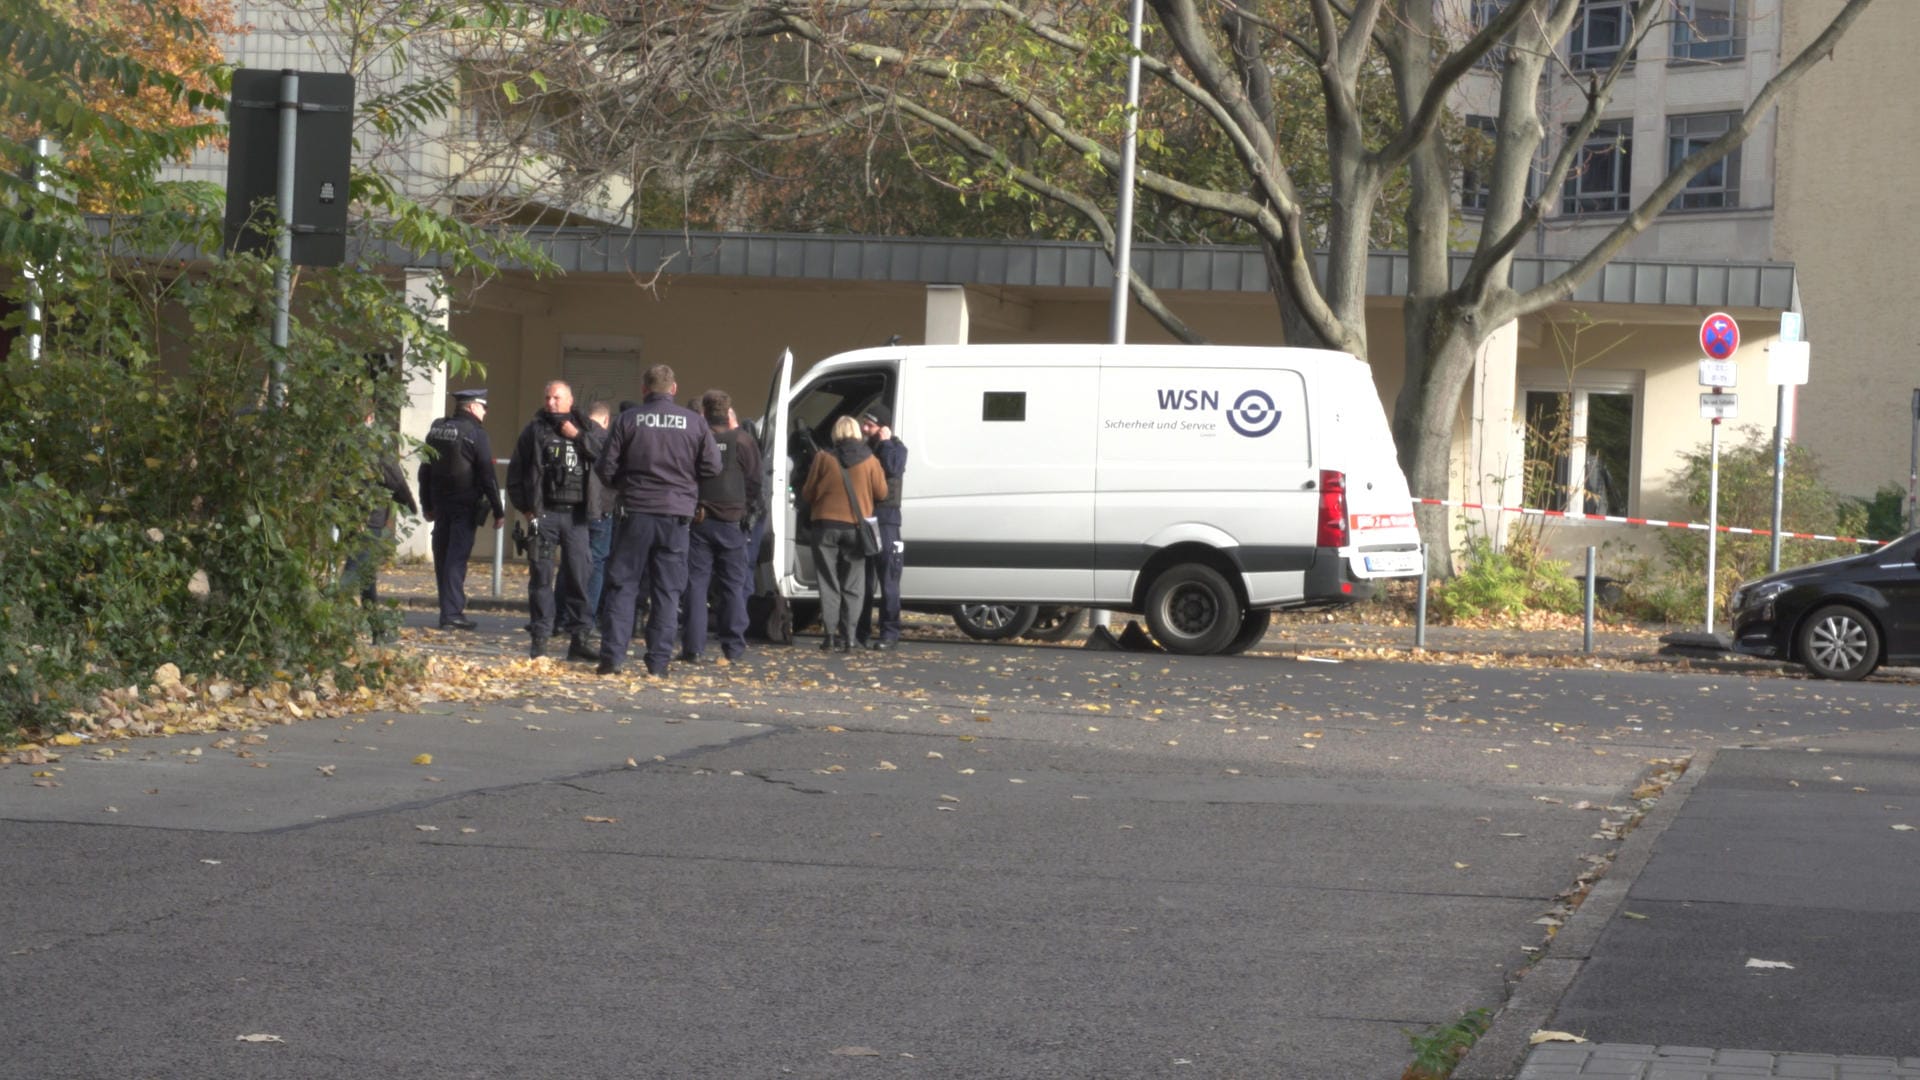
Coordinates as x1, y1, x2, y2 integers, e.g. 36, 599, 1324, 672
838, 455, 884, 558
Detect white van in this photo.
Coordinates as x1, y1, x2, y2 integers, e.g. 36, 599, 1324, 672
763, 343, 1423, 655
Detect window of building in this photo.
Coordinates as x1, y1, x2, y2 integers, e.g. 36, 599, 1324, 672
1470, 0, 1511, 69
1521, 380, 1637, 516
1569, 0, 1633, 71
1667, 112, 1740, 210
1460, 115, 1497, 212
1561, 120, 1632, 215
1671, 0, 1743, 63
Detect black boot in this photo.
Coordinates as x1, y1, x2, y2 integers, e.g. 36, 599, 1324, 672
529, 634, 549, 659
819, 633, 837, 652
567, 632, 598, 662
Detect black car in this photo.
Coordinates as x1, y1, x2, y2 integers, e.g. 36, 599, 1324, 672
1729, 533, 1920, 680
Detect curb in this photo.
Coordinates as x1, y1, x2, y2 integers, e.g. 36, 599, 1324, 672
1452, 746, 1718, 1080
391, 596, 1786, 672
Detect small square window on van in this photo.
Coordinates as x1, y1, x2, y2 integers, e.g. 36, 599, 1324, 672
982, 391, 1026, 422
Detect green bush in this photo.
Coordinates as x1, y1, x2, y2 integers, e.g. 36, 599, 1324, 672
1854, 484, 1909, 544
1661, 431, 1868, 611
0, 217, 459, 736
1432, 535, 1582, 620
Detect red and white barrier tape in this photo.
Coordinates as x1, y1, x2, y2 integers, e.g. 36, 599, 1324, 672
1415, 497, 1881, 547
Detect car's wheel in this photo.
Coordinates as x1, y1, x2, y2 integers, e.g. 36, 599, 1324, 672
1796, 603, 1880, 680
1219, 608, 1273, 656
1023, 607, 1087, 642
1144, 564, 1243, 655
952, 603, 1039, 641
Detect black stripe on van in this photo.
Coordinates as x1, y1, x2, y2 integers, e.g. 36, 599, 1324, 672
901, 541, 1317, 573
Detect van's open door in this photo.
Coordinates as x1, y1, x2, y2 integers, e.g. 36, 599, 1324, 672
761, 348, 795, 595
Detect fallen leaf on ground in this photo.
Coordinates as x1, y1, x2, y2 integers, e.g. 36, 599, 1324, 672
411, 753, 432, 766
582, 816, 617, 824
235, 1033, 284, 1044
1529, 1031, 1588, 1045
415, 825, 439, 832
1745, 958, 1795, 970
316, 765, 336, 777
1893, 824, 1916, 832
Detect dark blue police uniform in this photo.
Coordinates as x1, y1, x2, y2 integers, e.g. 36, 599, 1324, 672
682, 424, 763, 662
418, 390, 503, 627
594, 392, 722, 675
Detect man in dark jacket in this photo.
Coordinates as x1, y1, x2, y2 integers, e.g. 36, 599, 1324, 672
341, 413, 420, 640
418, 388, 504, 630
594, 364, 722, 677
855, 402, 909, 650
507, 380, 607, 660
680, 390, 763, 665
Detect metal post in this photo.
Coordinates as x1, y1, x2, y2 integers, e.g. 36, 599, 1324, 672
1107, 0, 1144, 345
1769, 384, 1787, 572
1706, 419, 1721, 634
1087, 0, 1143, 643
492, 522, 505, 599
23, 136, 49, 362
269, 70, 299, 406
1414, 544, 1429, 649
1583, 546, 1596, 655
1909, 389, 1920, 532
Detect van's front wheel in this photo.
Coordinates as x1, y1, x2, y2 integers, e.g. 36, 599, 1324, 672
1145, 565, 1243, 655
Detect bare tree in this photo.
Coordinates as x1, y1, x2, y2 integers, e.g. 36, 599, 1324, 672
568, 0, 1872, 557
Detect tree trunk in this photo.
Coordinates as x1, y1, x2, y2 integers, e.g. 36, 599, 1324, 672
1394, 298, 1483, 576
1263, 240, 1330, 349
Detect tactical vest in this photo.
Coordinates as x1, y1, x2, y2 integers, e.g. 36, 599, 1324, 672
425, 416, 474, 492
698, 428, 749, 510
539, 421, 587, 507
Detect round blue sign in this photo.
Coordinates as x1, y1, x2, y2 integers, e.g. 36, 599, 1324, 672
1700, 312, 1740, 360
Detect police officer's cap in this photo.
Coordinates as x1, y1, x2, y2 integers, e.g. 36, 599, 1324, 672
452, 388, 488, 406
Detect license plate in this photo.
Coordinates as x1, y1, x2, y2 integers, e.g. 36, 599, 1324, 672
1362, 552, 1421, 575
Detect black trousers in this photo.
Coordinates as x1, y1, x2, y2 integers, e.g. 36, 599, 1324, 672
526, 505, 593, 639
431, 512, 478, 621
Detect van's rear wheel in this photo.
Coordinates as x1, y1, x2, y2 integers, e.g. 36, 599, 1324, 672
952, 603, 1039, 641
1145, 565, 1243, 655
1219, 608, 1272, 655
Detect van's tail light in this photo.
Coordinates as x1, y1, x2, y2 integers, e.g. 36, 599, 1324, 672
1316, 469, 1349, 549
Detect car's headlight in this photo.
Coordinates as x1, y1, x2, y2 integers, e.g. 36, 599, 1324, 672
1735, 581, 1790, 611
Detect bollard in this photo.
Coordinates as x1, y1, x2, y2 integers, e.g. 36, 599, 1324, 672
1583, 546, 1596, 655
492, 523, 504, 598
1414, 543, 1428, 650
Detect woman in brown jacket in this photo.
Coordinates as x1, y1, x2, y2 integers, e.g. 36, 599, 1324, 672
801, 415, 889, 651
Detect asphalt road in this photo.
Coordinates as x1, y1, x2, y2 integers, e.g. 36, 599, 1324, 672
6, 610, 1919, 1080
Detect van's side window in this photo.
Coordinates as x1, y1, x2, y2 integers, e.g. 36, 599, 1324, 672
982, 391, 1026, 422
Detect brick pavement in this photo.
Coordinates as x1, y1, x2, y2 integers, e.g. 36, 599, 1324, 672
1520, 1043, 1920, 1079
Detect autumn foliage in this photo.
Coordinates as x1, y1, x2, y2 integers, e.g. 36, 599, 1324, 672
4, 0, 243, 208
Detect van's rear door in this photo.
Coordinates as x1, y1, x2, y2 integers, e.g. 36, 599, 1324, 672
1318, 361, 1421, 577
761, 348, 795, 592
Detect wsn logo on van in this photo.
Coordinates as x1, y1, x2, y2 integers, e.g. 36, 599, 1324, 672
1156, 388, 1282, 438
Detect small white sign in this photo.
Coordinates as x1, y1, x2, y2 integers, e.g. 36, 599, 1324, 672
1700, 392, 1739, 419
1767, 340, 1811, 386
1698, 359, 1737, 388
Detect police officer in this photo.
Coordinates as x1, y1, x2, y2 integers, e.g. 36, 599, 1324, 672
507, 380, 606, 660
418, 388, 504, 630
594, 364, 721, 677
680, 390, 762, 665
855, 403, 908, 650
